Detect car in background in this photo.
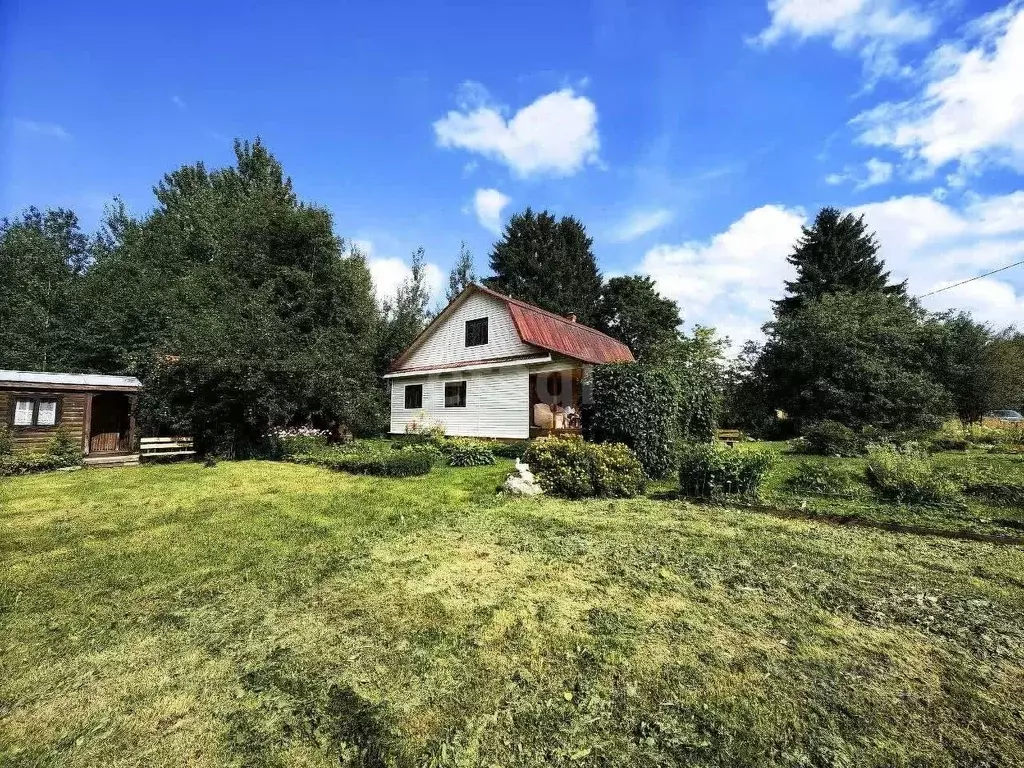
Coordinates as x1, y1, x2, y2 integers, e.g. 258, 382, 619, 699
985, 409, 1024, 422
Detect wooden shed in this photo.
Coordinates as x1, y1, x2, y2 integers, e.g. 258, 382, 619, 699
1, 370, 143, 466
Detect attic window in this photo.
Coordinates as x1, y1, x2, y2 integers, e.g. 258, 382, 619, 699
465, 317, 488, 347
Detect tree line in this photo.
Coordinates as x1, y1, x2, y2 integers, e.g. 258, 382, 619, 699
2, 139, 1019, 454
725, 207, 1024, 434
0, 139, 704, 455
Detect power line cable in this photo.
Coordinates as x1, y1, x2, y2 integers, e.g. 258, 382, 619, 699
915, 259, 1024, 299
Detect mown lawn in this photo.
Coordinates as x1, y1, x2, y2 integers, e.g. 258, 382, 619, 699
2, 461, 1023, 767
760, 448, 1024, 538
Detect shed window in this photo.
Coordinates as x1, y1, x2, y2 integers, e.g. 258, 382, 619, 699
444, 381, 467, 408
465, 317, 488, 347
404, 384, 423, 409
11, 397, 59, 428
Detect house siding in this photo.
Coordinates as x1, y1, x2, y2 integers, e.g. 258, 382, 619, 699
1, 389, 88, 453
390, 367, 530, 439
401, 292, 539, 370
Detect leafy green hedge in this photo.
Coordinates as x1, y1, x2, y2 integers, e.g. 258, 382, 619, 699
295, 449, 433, 477
491, 440, 532, 460
798, 420, 864, 457
678, 443, 778, 499
523, 437, 645, 499
585, 365, 681, 479
434, 438, 496, 467
0, 427, 83, 478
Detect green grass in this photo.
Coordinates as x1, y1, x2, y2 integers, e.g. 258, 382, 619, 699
2, 461, 1024, 766
762, 449, 1024, 537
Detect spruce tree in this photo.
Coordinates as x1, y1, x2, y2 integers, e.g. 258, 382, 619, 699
486, 207, 603, 325
775, 206, 906, 317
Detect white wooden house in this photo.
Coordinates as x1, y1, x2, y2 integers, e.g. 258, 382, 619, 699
385, 284, 634, 439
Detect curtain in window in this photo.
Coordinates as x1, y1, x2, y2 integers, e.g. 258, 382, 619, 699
13, 399, 34, 426
36, 399, 57, 426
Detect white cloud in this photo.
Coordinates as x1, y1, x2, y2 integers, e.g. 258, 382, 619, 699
857, 157, 895, 188
638, 190, 1024, 349
754, 0, 934, 81
13, 119, 71, 141
361, 241, 445, 305
171, 95, 186, 110
472, 188, 511, 234
853, 3, 1024, 178
609, 208, 674, 243
824, 158, 894, 189
640, 205, 807, 347
433, 85, 600, 177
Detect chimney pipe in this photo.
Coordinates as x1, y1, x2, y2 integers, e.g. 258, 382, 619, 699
566, 313, 577, 323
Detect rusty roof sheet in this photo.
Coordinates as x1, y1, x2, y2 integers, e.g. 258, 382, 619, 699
475, 285, 636, 365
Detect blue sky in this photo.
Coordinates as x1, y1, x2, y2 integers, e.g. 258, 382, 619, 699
3, 0, 1023, 346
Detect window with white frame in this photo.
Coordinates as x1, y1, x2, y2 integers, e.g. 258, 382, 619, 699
10, 396, 60, 428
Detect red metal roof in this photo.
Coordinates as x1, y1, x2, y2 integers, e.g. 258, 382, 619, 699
390, 284, 635, 371
474, 285, 635, 365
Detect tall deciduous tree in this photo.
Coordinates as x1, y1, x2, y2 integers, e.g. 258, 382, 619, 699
376, 247, 434, 375
924, 312, 994, 424
446, 240, 476, 303
986, 330, 1024, 412
75, 138, 384, 453
486, 208, 603, 325
775, 206, 906, 318
0, 207, 89, 371
595, 275, 681, 359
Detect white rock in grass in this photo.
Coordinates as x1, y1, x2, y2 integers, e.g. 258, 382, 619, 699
503, 461, 543, 496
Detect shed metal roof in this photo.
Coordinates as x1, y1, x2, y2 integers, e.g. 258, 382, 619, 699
0, 370, 142, 391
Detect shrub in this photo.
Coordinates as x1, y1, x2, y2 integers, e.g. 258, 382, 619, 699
0, 426, 13, 456
271, 427, 330, 458
523, 437, 645, 499
297, 448, 432, 477
678, 443, 778, 499
396, 443, 444, 465
46, 428, 82, 467
864, 446, 961, 506
785, 460, 860, 497
428, 437, 496, 467
799, 421, 862, 457
590, 442, 647, 498
585, 364, 681, 479
491, 440, 532, 460
0, 453, 68, 478
441, 439, 495, 467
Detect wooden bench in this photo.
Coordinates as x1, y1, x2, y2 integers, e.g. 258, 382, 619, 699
140, 436, 196, 460
716, 429, 743, 447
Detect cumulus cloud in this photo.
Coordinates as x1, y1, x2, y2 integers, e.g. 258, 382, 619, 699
853, 3, 1024, 178
472, 188, 511, 234
608, 208, 674, 243
640, 205, 806, 347
360, 240, 445, 305
754, 0, 934, 81
433, 85, 600, 177
638, 191, 1024, 349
